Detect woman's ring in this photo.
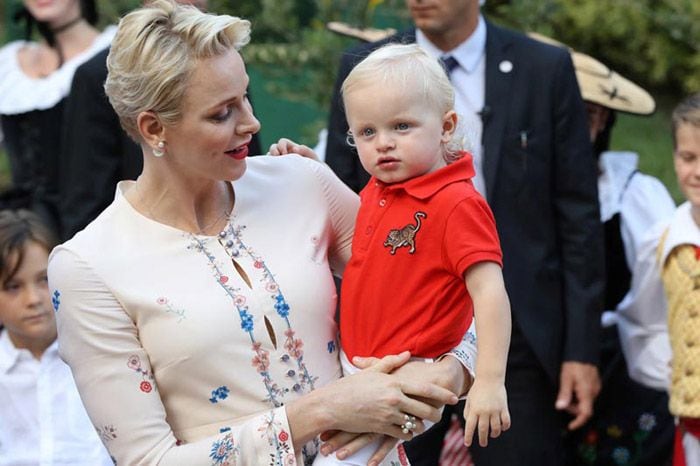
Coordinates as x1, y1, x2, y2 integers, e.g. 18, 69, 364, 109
401, 414, 417, 434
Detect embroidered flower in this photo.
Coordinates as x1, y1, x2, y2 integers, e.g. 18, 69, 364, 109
210, 433, 236, 464
96, 425, 118, 444
265, 282, 279, 293
254, 260, 264, 269
611, 447, 630, 465
466, 330, 476, 345
219, 275, 229, 284
274, 294, 290, 318
278, 430, 289, 442
638, 413, 656, 432
209, 386, 230, 404
239, 310, 254, 331
285, 452, 296, 466
233, 295, 246, 307
140, 381, 153, 393
52, 290, 61, 312
156, 297, 168, 305
127, 355, 141, 370
584, 429, 598, 445
607, 425, 622, 438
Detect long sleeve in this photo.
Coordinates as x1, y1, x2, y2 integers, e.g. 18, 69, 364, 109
615, 220, 672, 391
551, 53, 605, 364
50, 247, 300, 465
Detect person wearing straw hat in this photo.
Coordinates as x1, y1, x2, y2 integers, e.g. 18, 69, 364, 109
565, 50, 676, 466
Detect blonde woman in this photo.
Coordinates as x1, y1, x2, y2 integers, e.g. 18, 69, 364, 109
48, 1, 473, 464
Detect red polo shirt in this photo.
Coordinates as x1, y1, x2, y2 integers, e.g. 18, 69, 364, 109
340, 154, 502, 360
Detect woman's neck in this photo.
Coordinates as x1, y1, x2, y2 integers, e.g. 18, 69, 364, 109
51, 19, 99, 62
128, 169, 234, 236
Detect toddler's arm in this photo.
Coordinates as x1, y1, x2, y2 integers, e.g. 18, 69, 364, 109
463, 261, 512, 447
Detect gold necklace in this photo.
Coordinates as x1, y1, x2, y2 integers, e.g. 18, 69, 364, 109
132, 181, 234, 235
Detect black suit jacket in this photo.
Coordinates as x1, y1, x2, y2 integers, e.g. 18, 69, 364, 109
59, 48, 263, 241
325, 22, 604, 382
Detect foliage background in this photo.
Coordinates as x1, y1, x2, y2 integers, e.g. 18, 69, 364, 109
1, 0, 698, 200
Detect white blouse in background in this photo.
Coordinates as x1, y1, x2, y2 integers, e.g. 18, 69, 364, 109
598, 151, 676, 391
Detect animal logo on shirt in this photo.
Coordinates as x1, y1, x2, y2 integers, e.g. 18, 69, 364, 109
384, 211, 427, 255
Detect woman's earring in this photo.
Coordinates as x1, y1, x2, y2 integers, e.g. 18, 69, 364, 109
153, 140, 165, 157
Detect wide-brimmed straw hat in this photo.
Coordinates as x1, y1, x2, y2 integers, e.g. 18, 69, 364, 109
528, 32, 655, 115
326, 21, 395, 43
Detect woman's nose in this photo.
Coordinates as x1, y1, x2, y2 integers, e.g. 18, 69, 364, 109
237, 103, 261, 136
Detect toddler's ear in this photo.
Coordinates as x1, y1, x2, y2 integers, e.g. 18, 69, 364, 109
441, 110, 458, 143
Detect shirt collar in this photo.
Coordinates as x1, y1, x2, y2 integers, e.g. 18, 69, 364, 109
0, 330, 58, 373
661, 201, 700, 264
415, 14, 486, 74
0, 330, 22, 373
376, 152, 476, 199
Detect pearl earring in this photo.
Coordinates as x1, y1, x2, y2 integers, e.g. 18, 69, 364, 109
153, 141, 165, 157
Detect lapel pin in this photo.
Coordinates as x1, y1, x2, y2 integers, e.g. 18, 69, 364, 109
499, 60, 513, 73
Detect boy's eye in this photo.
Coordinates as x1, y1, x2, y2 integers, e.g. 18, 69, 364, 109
360, 128, 375, 137
3, 282, 20, 293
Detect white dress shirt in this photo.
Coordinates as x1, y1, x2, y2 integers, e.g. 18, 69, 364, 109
416, 15, 487, 196
0, 331, 112, 466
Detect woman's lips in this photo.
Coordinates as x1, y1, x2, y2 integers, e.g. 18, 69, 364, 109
226, 144, 249, 160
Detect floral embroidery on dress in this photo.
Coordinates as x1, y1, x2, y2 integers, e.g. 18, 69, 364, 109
156, 297, 186, 322
52, 290, 61, 312
577, 412, 661, 465
187, 222, 319, 407
96, 425, 118, 444
209, 432, 239, 466
257, 411, 295, 466
209, 386, 230, 404
126, 355, 156, 393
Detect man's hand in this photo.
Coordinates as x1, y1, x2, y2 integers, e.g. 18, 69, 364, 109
555, 361, 600, 430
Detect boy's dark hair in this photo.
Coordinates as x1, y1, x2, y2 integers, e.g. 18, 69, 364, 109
672, 93, 700, 149
0, 210, 57, 287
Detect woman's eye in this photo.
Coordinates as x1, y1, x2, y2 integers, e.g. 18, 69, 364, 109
212, 108, 233, 122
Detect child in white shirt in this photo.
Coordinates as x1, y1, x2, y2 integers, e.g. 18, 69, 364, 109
0, 209, 112, 466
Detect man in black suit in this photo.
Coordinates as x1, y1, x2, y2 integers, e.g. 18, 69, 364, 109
58, 0, 261, 240
325, 1, 604, 464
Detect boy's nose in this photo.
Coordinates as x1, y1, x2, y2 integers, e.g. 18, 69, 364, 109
376, 132, 396, 151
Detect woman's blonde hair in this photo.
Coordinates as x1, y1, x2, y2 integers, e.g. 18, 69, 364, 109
341, 43, 467, 162
105, 0, 251, 141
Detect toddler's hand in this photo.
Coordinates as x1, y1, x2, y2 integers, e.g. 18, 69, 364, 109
268, 138, 319, 161
463, 379, 510, 447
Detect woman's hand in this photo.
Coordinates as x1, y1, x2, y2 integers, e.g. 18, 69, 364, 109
287, 351, 458, 451
268, 138, 319, 161
463, 378, 511, 447
353, 354, 471, 399
324, 352, 456, 437
317, 431, 399, 466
